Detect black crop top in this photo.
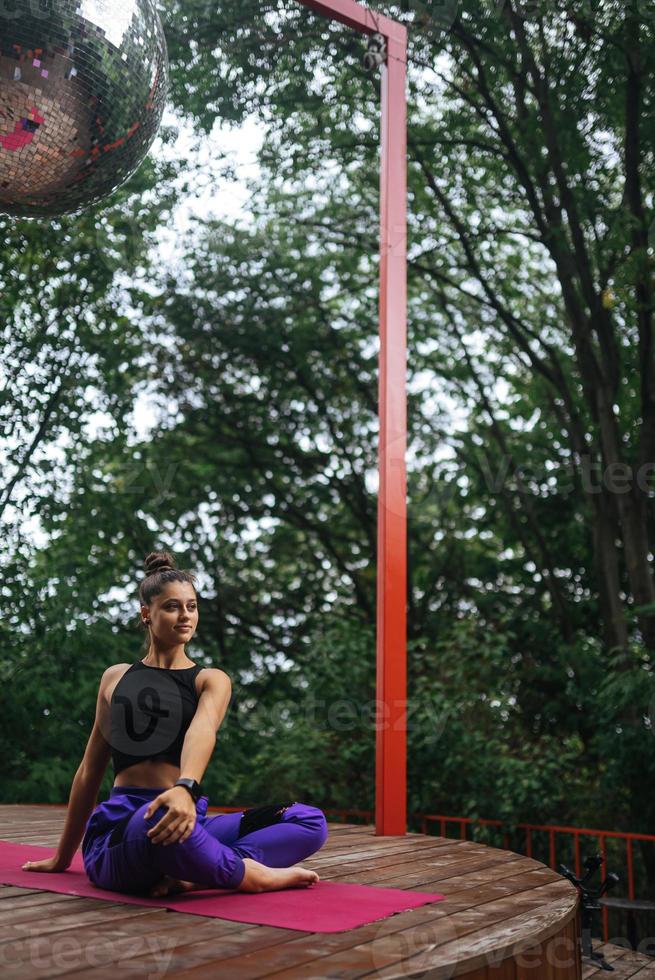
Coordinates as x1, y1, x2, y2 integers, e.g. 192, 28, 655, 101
109, 661, 203, 777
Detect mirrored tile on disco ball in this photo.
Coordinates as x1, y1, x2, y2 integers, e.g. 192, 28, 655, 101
0, 0, 168, 217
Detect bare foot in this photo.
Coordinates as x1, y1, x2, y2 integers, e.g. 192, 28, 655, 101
237, 858, 320, 893
149, 875, 205, 897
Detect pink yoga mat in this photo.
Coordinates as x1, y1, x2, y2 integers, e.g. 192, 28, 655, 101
0, 841, 447, 933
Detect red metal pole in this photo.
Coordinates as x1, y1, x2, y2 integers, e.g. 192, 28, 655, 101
600, 836, 608, 941
627, 838, 634, 899
296, 0, 408, 837
375, 29, 408, 837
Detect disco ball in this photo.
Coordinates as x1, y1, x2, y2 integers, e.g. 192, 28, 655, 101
0, 0, 169, 217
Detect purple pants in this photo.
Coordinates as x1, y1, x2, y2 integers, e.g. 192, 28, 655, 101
82, 786, 329, 895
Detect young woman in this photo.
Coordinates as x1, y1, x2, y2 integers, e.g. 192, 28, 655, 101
22, 551, 328, 896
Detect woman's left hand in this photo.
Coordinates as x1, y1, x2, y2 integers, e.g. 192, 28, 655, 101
144, 786, 197, 846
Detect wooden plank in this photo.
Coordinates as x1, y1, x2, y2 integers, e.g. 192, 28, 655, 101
315, 849, 484, 879
0, 894, 135, 921
0, 903, 163, 943
0, 892, 116, 912
316, 851, 532, 887
432, 857, 551, 893
309, 835, 473, 865
0, 886, 50, 900
309, 841, 467, 870
321, 825, 373, 835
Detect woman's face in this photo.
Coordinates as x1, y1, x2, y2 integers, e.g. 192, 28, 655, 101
142, 582, 198, 646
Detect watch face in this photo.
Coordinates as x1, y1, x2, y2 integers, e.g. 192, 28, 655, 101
178, 779, 199, 799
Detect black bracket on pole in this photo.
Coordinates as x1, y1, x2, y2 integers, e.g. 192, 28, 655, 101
363, 32, 387, 71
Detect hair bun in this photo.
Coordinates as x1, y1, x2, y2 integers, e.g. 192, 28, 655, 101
144, 551, 177, 576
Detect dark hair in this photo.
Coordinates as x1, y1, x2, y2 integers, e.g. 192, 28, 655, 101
139, 551, 198, 650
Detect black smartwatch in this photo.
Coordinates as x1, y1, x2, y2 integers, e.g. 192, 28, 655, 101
174, 778, 202, 803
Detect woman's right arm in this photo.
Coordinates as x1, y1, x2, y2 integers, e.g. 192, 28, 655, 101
22, 667, 115, 873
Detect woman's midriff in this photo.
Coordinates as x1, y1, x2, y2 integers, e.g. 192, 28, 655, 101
113, 759, 183, 790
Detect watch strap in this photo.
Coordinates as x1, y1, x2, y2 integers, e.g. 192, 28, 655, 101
174, 778, 201, 802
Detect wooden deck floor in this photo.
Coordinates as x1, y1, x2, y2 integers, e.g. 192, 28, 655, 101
582, 943, 655, 978
0, 804, 643, 979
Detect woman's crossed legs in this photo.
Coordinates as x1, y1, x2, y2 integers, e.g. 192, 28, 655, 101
87, 797, 328, 896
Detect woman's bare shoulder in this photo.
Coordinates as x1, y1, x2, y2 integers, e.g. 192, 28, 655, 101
100, 663, 132, 699
195, 666, 231, 697
104, 663, 133, 679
